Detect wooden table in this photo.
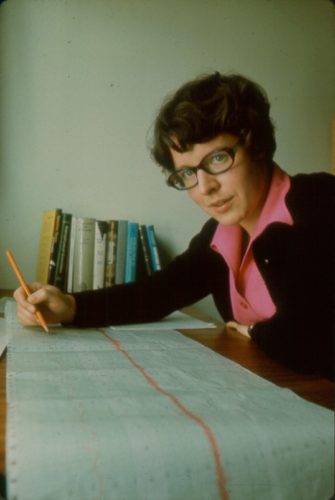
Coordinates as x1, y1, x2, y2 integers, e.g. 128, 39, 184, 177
0, 304, 333, 476
0, 356, 5, 475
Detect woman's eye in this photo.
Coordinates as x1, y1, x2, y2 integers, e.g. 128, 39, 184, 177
181, 168, 195, 179
212, 152, 229, 164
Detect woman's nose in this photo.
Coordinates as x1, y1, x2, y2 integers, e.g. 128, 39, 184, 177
196, 169, 220, 194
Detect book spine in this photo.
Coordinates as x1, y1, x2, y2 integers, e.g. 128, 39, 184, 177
66, 216, 77, 293
114, 220, 128, 285
54, 213, 72, 291
73, 217, 95, 292
36, 208, 59, 284
139, 224, 153, 276
124, 222, 139, 283
47, 209, 63, 284
145, 224, 161, 272
104, 220, 118, 287
93, 220, 108, 290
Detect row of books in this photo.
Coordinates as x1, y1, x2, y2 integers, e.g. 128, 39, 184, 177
36, 209, 162, 293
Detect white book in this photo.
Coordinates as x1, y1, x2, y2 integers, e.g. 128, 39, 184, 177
93, 220, 108, 290
73, 217, 95, 292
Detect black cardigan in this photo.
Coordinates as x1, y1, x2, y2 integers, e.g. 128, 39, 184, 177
71, 172, 335, 379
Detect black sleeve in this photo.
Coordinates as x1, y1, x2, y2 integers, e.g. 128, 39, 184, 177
249, 177, 335, 381
250, 249, 334, 379
69, 220, 218, 328
249, 311, 334, 380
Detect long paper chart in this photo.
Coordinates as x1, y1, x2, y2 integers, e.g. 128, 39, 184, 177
5, 311, 334, 499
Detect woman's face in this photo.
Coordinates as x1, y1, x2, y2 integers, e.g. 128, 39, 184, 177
169, 134, 270, 235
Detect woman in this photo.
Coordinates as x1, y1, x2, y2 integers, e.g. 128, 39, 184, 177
14, 73, 334, 379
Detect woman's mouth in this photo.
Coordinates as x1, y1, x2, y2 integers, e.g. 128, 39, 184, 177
208, 196, 234, 210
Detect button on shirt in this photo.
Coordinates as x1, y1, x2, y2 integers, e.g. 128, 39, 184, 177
210, 165, 293, 325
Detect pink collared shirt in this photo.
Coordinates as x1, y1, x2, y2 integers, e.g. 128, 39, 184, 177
210, 165, 293, 325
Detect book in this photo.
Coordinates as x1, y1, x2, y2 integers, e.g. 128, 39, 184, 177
66, 215, 77, 293
145, 224, 161, 272
72, 217, 95, 292
54, 213, 72, 291
36, 209, 61, 284
139, 224, 153, 276
124, 222, 139, 283
93, 220, 109, 290
114, 220, 128, 285
47, 209, 63, 284
105, 220, 118, 287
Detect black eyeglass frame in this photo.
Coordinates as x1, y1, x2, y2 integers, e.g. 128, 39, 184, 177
166, 142, 240, 191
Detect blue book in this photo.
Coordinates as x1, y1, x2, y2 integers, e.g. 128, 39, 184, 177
124, 222, 139, 283
145, 224, 161, 272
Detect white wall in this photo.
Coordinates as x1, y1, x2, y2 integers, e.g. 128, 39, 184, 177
0, 0, 334, 319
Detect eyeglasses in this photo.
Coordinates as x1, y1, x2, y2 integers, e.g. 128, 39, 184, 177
166, 143, 240, 191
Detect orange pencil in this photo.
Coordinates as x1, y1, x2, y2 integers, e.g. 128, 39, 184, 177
5, 250, 49, 333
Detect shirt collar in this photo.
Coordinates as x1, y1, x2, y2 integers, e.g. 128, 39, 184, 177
251, 164, 293, 242
211, 165, 293, 261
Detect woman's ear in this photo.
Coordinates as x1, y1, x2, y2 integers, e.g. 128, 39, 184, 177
244, 131, 266, 161
244, 130, 252, 148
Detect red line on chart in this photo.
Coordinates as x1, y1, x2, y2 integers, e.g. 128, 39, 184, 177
99, 328, 229, 500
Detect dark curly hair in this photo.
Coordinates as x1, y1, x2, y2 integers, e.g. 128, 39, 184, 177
151, 72, 276, 172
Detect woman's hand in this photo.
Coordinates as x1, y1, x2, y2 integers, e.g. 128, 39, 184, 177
13, 282, 76, 327
226, 321, 251, 338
